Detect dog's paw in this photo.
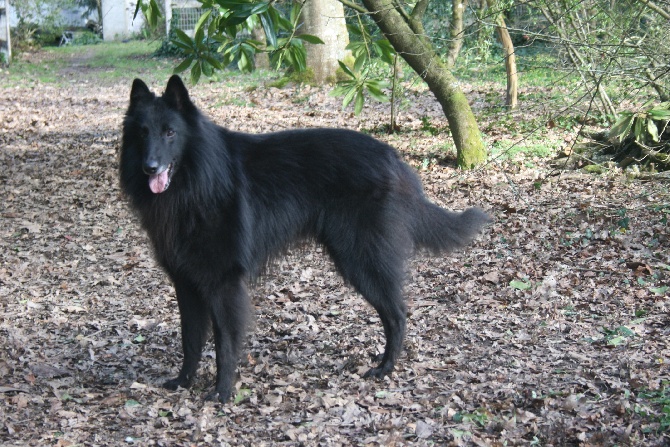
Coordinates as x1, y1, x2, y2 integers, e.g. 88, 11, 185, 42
204, 389, 231, 404
363, 365, 393, 380
163, 376, 191, 390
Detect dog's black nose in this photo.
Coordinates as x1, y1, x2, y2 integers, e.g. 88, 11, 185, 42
143, 161, 159, 175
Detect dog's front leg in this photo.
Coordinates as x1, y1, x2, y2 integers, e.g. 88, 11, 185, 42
205, 276, 250, 403
164, 276, 211, 390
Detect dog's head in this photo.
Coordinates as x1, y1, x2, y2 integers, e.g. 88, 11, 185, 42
123, 75, 194, 194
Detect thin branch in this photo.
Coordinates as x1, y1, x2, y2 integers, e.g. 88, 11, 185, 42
337, 0, 369, 14
636, 0, 670, 20
407, 0, 429, 36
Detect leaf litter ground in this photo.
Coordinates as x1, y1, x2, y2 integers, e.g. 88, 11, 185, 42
1, 51, 669, 447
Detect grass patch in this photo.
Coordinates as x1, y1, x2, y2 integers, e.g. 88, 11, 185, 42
637, 382, 670, 433
490, 139, 558, 161
3, 40, 176, 87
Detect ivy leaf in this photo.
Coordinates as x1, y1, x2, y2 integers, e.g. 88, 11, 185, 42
510, 279, 532, 290
650, 286, 668, 296
234, 388, 251, 405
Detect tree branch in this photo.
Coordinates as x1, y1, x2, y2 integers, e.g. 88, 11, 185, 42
337, 0, 369, 14
391, 0, 412, 23
407, 0, 429, 36
636, 0, 670, 20
410, 0, 429, 21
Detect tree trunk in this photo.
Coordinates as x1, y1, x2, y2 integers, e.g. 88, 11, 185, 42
360, 0, 487, 168
97, 0, 103, 27
446, 0, 466, 68
301, 0, 350, 84
251, 25, 270, 70
488, 1, 518, 108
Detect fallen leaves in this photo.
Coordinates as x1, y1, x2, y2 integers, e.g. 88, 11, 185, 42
1, 52, 669, 446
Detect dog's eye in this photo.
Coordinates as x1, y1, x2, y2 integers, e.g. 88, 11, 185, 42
166, 129, 175, 138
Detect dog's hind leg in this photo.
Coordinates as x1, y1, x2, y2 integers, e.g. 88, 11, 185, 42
164, 276, 211, 390
358, 274, 407, 379
324, 224, 410, 379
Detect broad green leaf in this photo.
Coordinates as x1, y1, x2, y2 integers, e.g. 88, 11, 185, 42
194, 9, 213, 35
295, 34, 324, 45
648, 109, 670, 120
259, 11, 277, 49
354, 53, 366, 74
375, 39, 396, 65
354, 91, 365, 115
609, 113, 634, 142
366, 84, 389, 102
330, 83, 354, 97
191, 62, 202, 85
342, 85, 359, 109
289, 1, 302, 25
202, 59, 213, 77
133, 0, 142, 21
173, 29, 194, 48
125, 399, 141, 407
291, 43, 307, 72
222, 41, 240, 57
171, 39, 194, 53
207, 14, 219, 36
647, 119, 660, 142
243, 38, 264, 51
174, 57, 194, 74
347, 23, 363, 38
648, 102, 670, 118
141, 0, 162, 28
275, 11, 293, 32
633, 116, 644, 141
203, 54, 223, 71
194, 26, 205, 46
337, 60, 356, 79
237, 50, 250, 72
224, 23, 239, 38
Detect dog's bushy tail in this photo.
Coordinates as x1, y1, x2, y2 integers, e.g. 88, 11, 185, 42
412, 203, 491, 253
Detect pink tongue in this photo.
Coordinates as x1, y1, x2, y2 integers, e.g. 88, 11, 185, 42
149, 170, 169, 194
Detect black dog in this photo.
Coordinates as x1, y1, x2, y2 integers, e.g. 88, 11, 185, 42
119, 75, 490, 402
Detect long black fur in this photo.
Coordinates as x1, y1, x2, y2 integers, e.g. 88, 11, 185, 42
119, 75, 490, 403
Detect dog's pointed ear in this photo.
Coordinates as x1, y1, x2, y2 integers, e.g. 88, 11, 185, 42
130, 78, 153, 104
163, 75, 192, 112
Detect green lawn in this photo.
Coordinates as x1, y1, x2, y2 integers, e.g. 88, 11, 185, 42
3, 40, 176, 87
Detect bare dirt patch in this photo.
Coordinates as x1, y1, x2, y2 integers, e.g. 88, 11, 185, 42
1, 50, 669, 446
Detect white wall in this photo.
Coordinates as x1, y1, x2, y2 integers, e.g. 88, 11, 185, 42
101, 0, 144, 41
8, 4, 95, 28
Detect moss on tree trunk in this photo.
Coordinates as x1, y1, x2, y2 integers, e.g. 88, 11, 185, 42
360, 0, 487, 168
